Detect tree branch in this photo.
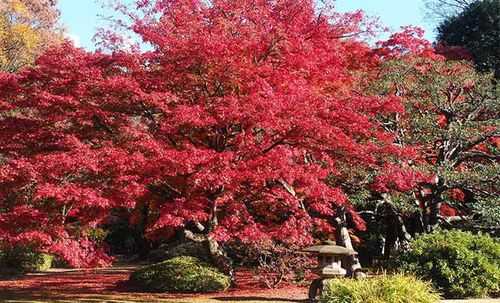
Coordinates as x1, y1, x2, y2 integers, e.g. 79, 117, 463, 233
278, 179, 306, 211
455, 151, 499, 166
462, 130, 499, 152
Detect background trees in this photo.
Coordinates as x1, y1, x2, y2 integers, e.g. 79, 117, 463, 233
0, 0, 62, 72
353, 27, 500, 259
436, 0, 500, 78
378, 57, 499, 231
423, 0, 475, 21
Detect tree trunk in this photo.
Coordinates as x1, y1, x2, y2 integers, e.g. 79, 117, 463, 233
334, 206, 365, 278
422, 176, 446, 233
137, 202, 152, 257
183, 229, 234, 280
422, 191, 443, 233
378, 197, 412, 258
206, 235, 234, 279
383, 227, 397, 260
183, 201, 235, 281
427, 196, 442, 232
396, 214, 412, 251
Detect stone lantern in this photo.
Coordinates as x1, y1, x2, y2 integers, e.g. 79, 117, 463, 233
302, 244, 357, 302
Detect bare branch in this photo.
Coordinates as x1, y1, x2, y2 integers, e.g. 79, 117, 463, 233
424, 0, 474, 21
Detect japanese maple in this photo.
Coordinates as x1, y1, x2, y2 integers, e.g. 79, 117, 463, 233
0, 0, 417, 267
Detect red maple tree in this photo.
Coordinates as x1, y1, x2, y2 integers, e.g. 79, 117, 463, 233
0, 0, 420, 267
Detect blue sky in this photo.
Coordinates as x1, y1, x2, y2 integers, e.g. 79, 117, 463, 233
58, 0, 436, 50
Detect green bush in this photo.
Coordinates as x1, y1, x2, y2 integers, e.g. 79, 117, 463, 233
29, 253, 54, 272
87, 227, 109, 244
130, 256, 231, 292
321, 275, 439, 303
399, 230, 500, 298
148, 241, 210, 262
0, 247, 54, 274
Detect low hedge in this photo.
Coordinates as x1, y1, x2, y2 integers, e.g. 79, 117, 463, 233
0, 248, 54, 274
321, 275, 440, 303
399, 230, 500, 298
130, 256, 231, 292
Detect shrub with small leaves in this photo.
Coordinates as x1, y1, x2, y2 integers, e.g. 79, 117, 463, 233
0, 247, 53, 274
399, 230, 500, 298
87, 227, 109, 244
321, 275, 440, 303
130, 256, 231, 292
148, 241, 210, 263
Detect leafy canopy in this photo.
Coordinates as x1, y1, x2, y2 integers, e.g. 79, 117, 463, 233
0, 0, 448, 266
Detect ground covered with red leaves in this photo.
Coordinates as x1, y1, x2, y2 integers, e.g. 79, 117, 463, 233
0, 266, 308, 302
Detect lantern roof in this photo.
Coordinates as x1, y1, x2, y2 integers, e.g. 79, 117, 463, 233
302, 245, 357, 255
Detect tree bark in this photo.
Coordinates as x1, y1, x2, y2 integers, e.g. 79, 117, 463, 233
183, 201, 235, 281
206, 235, 234, 279
419, 176, 445, 233
334, 206, 365, 278
377, 196, 412, 258
183, 229, 234, 279
427, 196, 442, 232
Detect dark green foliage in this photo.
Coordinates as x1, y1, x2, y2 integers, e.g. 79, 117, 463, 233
437, 0, 500, 77
399, 230, 500, 298
320, 275, 440, 303
470, 198, 500, 234
0, 247, 53, 274
104, 217, 144, 255
130, 256, 231, 292
148, 242, 210, 263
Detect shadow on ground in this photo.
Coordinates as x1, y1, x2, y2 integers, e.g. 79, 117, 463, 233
0, 266, 308, 303
213, 297, 305, 302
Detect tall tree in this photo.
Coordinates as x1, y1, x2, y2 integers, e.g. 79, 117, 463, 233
0, 0, 418, 269
372, 28, 499, 235
0, 0, 62, 72
436, 0, 500, 78
424, 0, 475, 21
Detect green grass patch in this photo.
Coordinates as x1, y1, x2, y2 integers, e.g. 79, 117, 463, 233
321, 275, 440, 303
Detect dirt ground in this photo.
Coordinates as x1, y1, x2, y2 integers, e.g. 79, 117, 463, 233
0, 266, 498, 303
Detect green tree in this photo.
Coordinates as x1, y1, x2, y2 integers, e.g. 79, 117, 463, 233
424, 0, 474, 21
377, 57, 499, 233
437, 0, 500, 78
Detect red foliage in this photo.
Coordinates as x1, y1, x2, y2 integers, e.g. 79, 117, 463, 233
0, 0, 423, 266
375, 26, 441, 60
440, 204, 458, 217
435, 43, 473, 61
372, 164, 429, 193
449, 188, 466, 202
